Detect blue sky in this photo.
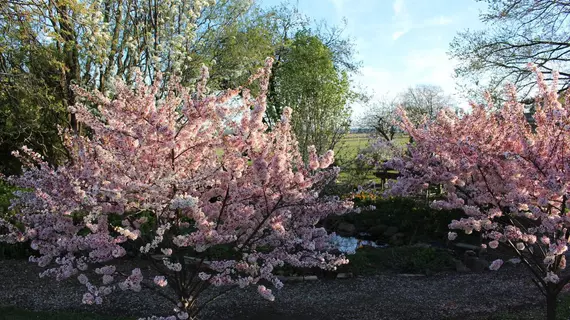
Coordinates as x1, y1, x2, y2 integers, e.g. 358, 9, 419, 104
257, 0, 487, 117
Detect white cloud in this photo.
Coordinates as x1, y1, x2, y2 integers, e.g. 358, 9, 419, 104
330, 0, 345, 15
356, 66, 396, 94
350, 66, 399, 119
391, 0, 411, 41
405, 49, 455, 90
403, 49, 472, 110
392, 30, 407, 40
393, 0, 404, 15
350, 49, 472, 120
390, 0, 453, 42
392, 16, 454, 41
425, 16, 453, 26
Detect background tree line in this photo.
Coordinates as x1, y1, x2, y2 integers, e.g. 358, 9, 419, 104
450, 0, 570, 106
0, 0, 361, 174
361, 0, 570, 143
358, 84, 454, 142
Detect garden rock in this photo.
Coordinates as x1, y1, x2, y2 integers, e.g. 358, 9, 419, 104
454, 259, 470, 273
463, 255, 488, 272
383, 226, 399, 238
337, 222, 356, 236
463, 250, 477, 258
390, 232, 406, 246
368, 224, 388, 238
455, 242, 486, 254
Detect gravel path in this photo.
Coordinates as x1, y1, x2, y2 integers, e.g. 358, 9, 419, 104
0, 259, 544, 319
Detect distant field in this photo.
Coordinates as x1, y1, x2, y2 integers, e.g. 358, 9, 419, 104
335, 133, 409, 160
335, 133, 372, 158
334, 133, 409, 185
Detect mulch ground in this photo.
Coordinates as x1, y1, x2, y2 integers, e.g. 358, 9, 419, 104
0, 259, 546, 320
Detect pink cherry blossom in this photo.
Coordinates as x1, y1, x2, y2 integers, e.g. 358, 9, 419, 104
82, 293, 95, 305
0, 59, 354, 319
384, 66, 570, 318
257, 285, 275, 301
489, 259, 504, 271
545, 271, 560, 284
154, 276, 168, 287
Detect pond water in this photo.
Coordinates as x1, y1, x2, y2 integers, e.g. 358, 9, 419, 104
330, 234, 388, 255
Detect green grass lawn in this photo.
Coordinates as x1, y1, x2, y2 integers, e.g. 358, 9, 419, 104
335, 133, 409, 160
334, 133, 375, 185
335, 133, 371, 159
333, 133, 409, 186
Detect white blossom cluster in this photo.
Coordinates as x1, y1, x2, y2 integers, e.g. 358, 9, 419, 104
140, 223, 171, 253
169, 194, 198, 210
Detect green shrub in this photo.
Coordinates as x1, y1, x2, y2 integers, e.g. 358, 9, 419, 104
0, 180, 31, 260
342, 246, 455, 275
0, 180, 18, 213
326, 196, 466, 244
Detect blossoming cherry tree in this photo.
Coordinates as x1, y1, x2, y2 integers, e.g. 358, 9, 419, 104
386, 67, 570, 320
1, 59, 353, 319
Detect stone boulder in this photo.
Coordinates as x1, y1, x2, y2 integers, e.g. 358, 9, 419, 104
390, 232, 406, 246
337, 222, 356, 236
383, 226, 399, 238
368, 224, 388, 238
463, 250, 488, 272
454, 259, 470, 273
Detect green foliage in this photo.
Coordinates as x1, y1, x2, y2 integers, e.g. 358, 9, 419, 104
0, 31, 68, 174
0, 0, 360, 174
268, 31, 353, 159
343, 197, 464, 243
270, 246, 453, 277
0, 181, 18, 212
0, 239, 30, 260
324, 196, 462, 275
181, 1, 277, 90
0, 181, 32, 260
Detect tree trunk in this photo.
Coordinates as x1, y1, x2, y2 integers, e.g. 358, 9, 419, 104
546, 292, 557, 320
56, 1, 81, 133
